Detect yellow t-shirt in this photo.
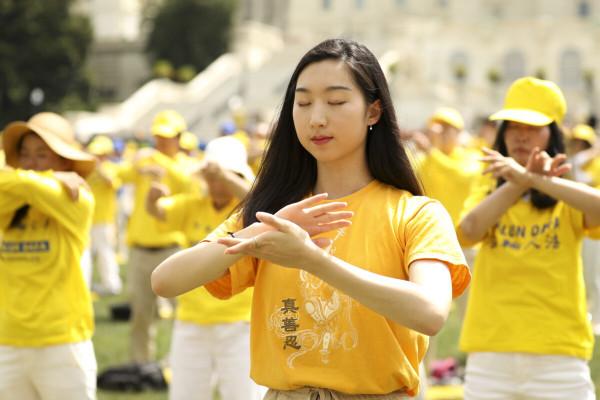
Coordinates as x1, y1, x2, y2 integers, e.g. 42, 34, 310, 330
0, 169, 95, 346
159, 193, 252, 324
418, 147, 482, 225
87, 160, 121, 224
0, 150, 5, 168
204, 181, 470, 395
583, 156, 600, 187
459, 175, 600, 359
119, 151, 192, 247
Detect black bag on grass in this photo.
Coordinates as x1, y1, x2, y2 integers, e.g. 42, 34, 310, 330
97, 362, 168, 392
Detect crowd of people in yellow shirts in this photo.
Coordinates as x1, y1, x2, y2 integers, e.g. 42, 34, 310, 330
1, 38, 600, 400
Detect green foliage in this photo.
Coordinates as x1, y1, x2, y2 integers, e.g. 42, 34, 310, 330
145, 0, 237, 80
0, 0, 94, 127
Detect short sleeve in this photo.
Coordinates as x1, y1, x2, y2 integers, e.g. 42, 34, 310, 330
203, 212, 258, 299
403, 199, 471, 298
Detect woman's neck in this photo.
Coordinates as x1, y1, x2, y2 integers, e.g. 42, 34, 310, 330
313, 158, 373, 199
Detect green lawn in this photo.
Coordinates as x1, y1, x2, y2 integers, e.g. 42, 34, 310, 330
92, 293, 600, 400
93, 293, 173, 400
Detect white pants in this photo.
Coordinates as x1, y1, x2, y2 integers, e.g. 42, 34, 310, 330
90, 223, 122, 294
80, 247, 92, 289
464, 352, 595, 400
169, 320, 264, 400
0, 340, 97, 400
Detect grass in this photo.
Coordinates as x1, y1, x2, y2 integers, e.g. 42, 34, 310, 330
92, 287, 600, 399
93, 292, 173, 400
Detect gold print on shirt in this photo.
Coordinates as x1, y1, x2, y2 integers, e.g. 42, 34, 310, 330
490, 217, 561, 250
268, 228, 358, 368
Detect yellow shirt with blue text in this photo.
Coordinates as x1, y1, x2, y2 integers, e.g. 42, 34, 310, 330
459, 174, 600, 359
0, 169, 94, 346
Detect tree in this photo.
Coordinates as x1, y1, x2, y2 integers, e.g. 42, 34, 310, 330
0, 0, 93, 127
145, 0, 237, 81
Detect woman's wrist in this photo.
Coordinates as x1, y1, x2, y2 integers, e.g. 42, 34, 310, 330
297, 245, 331, 275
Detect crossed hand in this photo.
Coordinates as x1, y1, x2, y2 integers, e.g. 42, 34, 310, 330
480, 147, 571, 187
217, 193, 353, 270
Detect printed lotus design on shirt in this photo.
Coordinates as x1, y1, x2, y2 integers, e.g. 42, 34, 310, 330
268, 228, 358, 368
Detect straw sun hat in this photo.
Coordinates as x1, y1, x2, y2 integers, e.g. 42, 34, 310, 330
2, 112, 96, 177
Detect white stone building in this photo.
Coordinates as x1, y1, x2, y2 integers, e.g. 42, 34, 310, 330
73, 0, 600, 136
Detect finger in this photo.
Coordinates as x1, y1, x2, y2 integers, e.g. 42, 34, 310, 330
312, 238, 333, 249
216, 237, 244, 247
479, 156, 501, 163
310, 220, 352, 235
303, 201, 349, 216
219, 238, 258, 255
295, 193, 329, 208
552, 163, 571, 177
551, 154, 567, 169
256, 212, 295, 233
314, 211, 354, 223
69, 187, 79, 201
483, 161, 504, 175
482, 147, 500, 156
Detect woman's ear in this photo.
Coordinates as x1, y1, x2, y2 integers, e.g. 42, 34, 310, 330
367, 100, 382, 126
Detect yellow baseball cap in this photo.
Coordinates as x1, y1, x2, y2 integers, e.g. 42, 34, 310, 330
429, 107, 464, 130
490, 77, 567, 126
571, 124, 596, 145
151, 110, 187, 138
179, 131, 199, 151
87, 135, 114, 156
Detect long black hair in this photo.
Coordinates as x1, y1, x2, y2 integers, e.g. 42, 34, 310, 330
239, 38, 422, 227
493, 120, 565, 209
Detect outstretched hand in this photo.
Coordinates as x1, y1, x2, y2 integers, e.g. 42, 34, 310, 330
274, 193, 353, 236
526, 147, 571, 177
217, 212, 332, 271
480, 147, 571, 187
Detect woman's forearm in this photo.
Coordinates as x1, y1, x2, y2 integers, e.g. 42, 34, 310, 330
304, 254, 452, 336
458, 181, 526, 244
530, 173, 600, 227
151, 222, 268, 297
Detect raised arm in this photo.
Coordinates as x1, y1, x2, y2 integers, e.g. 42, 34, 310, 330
480, 147, 600, 228
0, 169, 94, 237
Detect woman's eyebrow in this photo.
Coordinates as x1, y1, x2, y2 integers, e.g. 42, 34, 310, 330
295, 85, 352, 93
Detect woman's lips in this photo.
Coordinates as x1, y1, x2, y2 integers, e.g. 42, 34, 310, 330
311, 136, 333, 145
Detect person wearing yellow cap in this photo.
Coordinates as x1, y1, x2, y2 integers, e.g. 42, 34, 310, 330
146, 136, 263, 400
457, 77, 600, 398
0, 112, 97, 399
566, 124, 600, 336
85, 135, 123, 296
412, 107, 483, 226
178, 131, 200, 156
118, 109, 194, 363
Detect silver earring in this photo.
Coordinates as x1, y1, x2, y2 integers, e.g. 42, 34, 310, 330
368, 125, 373, 132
